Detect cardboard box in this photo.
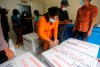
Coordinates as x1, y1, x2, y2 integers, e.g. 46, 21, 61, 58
42, 41, 100, 67
23, 33, 39, 55
0, 52, 46, 67
66, 38, 100, 58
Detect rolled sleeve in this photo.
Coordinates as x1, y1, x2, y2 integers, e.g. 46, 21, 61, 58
91, 6, 98, 19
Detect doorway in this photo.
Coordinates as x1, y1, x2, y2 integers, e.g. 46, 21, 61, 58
18, 4, 33, 34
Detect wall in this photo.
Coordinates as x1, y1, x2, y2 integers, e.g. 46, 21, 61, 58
0, 0, 44, 40
32, 0, 44, 15
44, 0, 100, 24
0, 0, 99, 40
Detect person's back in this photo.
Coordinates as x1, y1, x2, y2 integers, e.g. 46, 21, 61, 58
1, 8, 10, 43
34, 10, 41, 32
11, 15, 21, 26
11, 9, 22, 48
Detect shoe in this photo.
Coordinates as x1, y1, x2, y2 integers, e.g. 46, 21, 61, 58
15, 44, 21, 48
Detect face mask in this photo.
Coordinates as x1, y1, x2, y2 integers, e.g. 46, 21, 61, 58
80, 0, 84, 5
49, 18, 56, 23
24, 13, 26, 16
62, 8, 66, 11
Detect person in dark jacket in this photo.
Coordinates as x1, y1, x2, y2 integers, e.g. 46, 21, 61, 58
21, 11, 32, 34
0, 7, 14, 64
1, 8, 10, 43
58, 0, 72, 43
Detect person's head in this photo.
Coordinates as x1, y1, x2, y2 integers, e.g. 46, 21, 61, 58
34, 10, 39, 16
48, 6, 59, 23
22, 11, 28, 17
61, 0, 70, 11
83, 0, 91, 6
12, 9, 19, 15
1, 8, 8, 15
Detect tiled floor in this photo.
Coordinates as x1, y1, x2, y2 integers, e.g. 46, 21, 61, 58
12, 39, 43, 62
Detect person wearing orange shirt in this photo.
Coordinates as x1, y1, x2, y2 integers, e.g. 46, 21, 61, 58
73, 0, 98, 41
38, 6, 59, 51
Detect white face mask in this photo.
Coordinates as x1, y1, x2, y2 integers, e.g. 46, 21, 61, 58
62, 8, 66, 11
49, 18, 56, 23
24, 13, 26, 16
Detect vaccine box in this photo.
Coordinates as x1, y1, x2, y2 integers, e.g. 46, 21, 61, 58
42, 39, 100, 67
0, 52, 46, 67
23, 33, 39, 55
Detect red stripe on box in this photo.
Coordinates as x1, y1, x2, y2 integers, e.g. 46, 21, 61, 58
55, 55, 72, 67
52, 59, 62, 67
29, 57, 41, 67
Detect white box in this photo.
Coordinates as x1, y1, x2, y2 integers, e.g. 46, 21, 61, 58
0, 52, 46, 67
66, 38, 100, 58
9, 39, 16, 56
42, 44, 100, 67
23, 33, 39, 55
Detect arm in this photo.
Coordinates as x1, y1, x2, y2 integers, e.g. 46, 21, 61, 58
37, 17, 51, 42
53, 19, 59, 45
88, 7, 98, 32
87, 7, 98, 37
59, 20, 68, 24
53, 19, 59, 40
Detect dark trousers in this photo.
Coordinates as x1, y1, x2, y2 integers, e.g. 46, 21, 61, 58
13, 26, 23, 45
58, 24, 68, 43
3, 32, 9, 43
73, 30, 87, 41
0, 50, 8, 64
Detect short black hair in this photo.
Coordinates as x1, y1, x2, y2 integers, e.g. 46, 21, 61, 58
34, 10, 39, 15
1, 8, 8, 14
48, 6, 59, 17
12, 9, 19, 15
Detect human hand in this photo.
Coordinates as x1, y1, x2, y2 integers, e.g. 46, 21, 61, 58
54, 39, 59, 46
49, 40, 55, 48
4, 48, 14, 60
64, 20, 72, 24
72, 27, 75, 33
87, 30, 92, 37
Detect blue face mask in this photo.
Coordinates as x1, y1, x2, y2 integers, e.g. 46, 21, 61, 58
49, 18, 56, 23
80, 0, 84, 5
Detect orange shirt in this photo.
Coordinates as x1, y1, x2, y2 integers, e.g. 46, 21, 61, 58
75, 4, 98, 32
38, 16, 59, 41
